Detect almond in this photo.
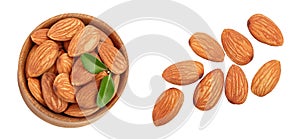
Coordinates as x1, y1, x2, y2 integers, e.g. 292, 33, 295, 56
70, 54, 98, 86
56, 53, 73, 74
162, 60, 204, 85
248, 14, 284, 46
64, 103, 100, 117
47, 50, 63, 74
47, 63, 58, 75
95, 71, 109, 88
27, 77, 46, 106
152, 88, 184, 126
193, 69, 224, 111
221, 29, 254, 65
26, 40, 60, 77
225, 65, 248, 104
112, 74, 120, 93
189, 32, 225, 62
98, 39, 128, 74
76, 81, 99, 109
53, 73, 76, 103
41, 72, 68, 113
251, 60, 281, 97
68, 25, 102, 57
48, 18, 85, 41
25, 45, 38, 78
31, 28, 49, 45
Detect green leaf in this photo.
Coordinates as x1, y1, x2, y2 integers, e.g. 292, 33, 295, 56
97, 74, 115, 108
80, 53, 107, 74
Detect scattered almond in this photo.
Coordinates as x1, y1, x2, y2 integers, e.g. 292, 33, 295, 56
225, 65, 248, 104
251, 60, 281, 97
162, 60, 204, 85
221, 29, 254, 65
193, 69, 224, 111
248, 14, 284, 46
189, 32, 225, 62
152, 88, 184, 126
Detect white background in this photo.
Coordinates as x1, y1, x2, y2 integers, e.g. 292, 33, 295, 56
0, 0, 299, 138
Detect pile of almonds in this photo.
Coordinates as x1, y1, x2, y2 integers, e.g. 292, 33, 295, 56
152, 14, 283, 126
26, 18, 128, 117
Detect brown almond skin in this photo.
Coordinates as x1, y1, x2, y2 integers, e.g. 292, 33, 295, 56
98, 39, 128, 74
41, 72, 68, 113
56, 53, 73, 74
53, 73, 76, 103
70, 52, 100, 86
48, 18, 85, 41
47, 63, 58, 75
64, 103, 100, 117
68, 25, 102, 57
248, 14, 284, 46
189, 32, 225, 62
193, 69, 224, 111
152, 88, 184, 126
27, 78, 46, 106
31, 28, 49, 45
76, 81, 99, 109
25, 45, 38, 78
95, 71, 109, 88
225, 65, 248, 104
251, 60, 281, 97
26, 40, 60, 77
112, 74, 120, 94
221, 29, 254, 65
162, 60, 204, 85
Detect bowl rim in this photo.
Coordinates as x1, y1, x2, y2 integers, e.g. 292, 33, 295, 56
17, 13, 129, 128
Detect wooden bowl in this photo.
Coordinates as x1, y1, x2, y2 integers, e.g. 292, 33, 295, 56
17, 13, 128, 127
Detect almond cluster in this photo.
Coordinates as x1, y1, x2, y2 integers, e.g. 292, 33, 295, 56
152, 14, 283, 126
26, 18, 127, 117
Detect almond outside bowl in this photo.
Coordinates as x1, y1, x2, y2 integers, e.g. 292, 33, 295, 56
17, 13, 128, 127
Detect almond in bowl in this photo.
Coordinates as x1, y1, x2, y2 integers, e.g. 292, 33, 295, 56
18, 13, 129, 127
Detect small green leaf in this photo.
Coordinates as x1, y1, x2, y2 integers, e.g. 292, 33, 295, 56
97, 74, 115, 108
80, 53, 107, 74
